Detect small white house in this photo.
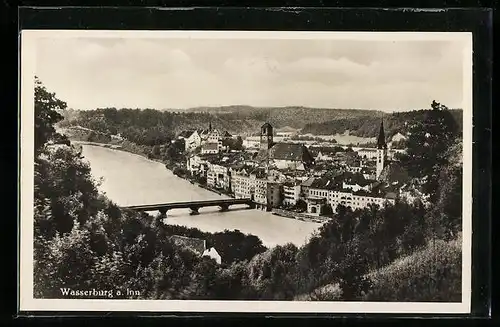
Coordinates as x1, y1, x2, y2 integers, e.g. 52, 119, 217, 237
202, 247, 222, 265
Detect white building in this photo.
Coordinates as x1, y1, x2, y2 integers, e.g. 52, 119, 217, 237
356, 148, 378, 160
282, 182, 301, 206
328, 190, 396, 212
206, 162, 231, 190
231, 170, 282, 211
203, 247, 222, 265
177, 130, 202, 151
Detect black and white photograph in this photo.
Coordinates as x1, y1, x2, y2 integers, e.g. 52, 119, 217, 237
19, 30, 472, 313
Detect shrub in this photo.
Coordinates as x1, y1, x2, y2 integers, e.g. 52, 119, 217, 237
364, 238, 462, 302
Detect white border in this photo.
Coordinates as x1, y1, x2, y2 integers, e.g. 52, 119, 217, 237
19, 30, 473, 314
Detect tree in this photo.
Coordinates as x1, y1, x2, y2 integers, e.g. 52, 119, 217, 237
34, 76, 68, 152
400, 101, 459, 202
235, 136, 244, 150
321, 204, 333, 216
295, 199, 307, 212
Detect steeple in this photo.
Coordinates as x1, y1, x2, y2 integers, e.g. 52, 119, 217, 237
377, 121, 387, 149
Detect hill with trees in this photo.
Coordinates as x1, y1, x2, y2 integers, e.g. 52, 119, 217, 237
301, 109, 463, 139
60, 105, 462, 144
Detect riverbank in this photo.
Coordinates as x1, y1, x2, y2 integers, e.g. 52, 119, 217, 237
271, 208, 329, 224
73, 139, 229, 199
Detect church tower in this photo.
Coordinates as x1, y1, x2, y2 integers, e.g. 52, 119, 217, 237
376, 121, 387, 180
260, 122, 274, 151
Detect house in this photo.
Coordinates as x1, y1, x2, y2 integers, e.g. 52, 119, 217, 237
315, 148, 338, 161
268, 143, 315, 170
198, 129, 211, 142
342, 172, 375, 192
356, 148, 379, 160
202, 247, 222, 265
282, 181, 301, 206
391, 132, 407, 142
230, 167, 282, 211
201, 142, 219, 155
255, 123, 315, 170
168, 235, 222, 265
177, 130, 202, 151
334, 189, 396, 211
306, 197, 327, 216
206, 161, 231, 190
275, 126, 298, 139
300, 177, 316, 200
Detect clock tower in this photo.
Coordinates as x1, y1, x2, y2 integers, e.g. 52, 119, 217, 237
260, 122, 274, 151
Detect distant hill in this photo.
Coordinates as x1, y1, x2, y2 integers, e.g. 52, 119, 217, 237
301, 109, 463, 138
59, 106, 463, 145
182, 105, 385, 129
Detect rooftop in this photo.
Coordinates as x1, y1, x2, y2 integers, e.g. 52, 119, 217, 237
269, 142, 315, 162
178, 130, 196, 138
202, 143, 219, 151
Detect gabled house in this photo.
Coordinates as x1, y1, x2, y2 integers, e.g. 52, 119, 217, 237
177, 130, 202, 152
169, 235, 222, 264
202, 247, 222, 264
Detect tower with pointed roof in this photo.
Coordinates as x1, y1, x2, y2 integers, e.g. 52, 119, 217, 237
376, 121, 387, 180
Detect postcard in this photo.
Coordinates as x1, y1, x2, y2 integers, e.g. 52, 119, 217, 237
19, 29, 472, 314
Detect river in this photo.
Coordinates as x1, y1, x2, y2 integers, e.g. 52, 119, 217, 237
80, 144, 322, 248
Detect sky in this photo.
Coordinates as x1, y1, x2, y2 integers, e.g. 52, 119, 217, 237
35, 35, 467, 112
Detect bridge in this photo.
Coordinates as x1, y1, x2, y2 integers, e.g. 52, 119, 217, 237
121, 198, 255, 217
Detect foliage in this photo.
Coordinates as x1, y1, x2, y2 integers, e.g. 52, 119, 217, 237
364, 238, 462, 302
160, 225, 267, 265
301, 109, 462, 139
222, 136, 244, 151
295, 199, 307, 212
399, 101, 460, 203
34, 76, 69, 152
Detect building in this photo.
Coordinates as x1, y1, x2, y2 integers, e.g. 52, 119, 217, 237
169, 235, 222, 265
356, 148, 378, 160
304, 172, 396, 214
201, 142, 219, 155
300, 176, 316, 200
255, 122, 314, 171
315, 148, 338, 161
230, 167, 282, 211
206, 162, 231, 190
376, 121, 388, 180
329, 189, 397, 212
266, 182, 283, 209
177, 130, 202, 151
282, 181, 301, 206
202, 247, 222, 265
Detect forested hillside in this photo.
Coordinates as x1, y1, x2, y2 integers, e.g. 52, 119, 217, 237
184, 105, 384, 129
301, 109, 463, 138
60, 106, 462, 143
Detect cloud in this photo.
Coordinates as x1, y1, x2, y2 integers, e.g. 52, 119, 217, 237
35, 37, 467, 111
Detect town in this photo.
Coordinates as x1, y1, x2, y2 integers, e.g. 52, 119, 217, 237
173, 121, 416, 223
